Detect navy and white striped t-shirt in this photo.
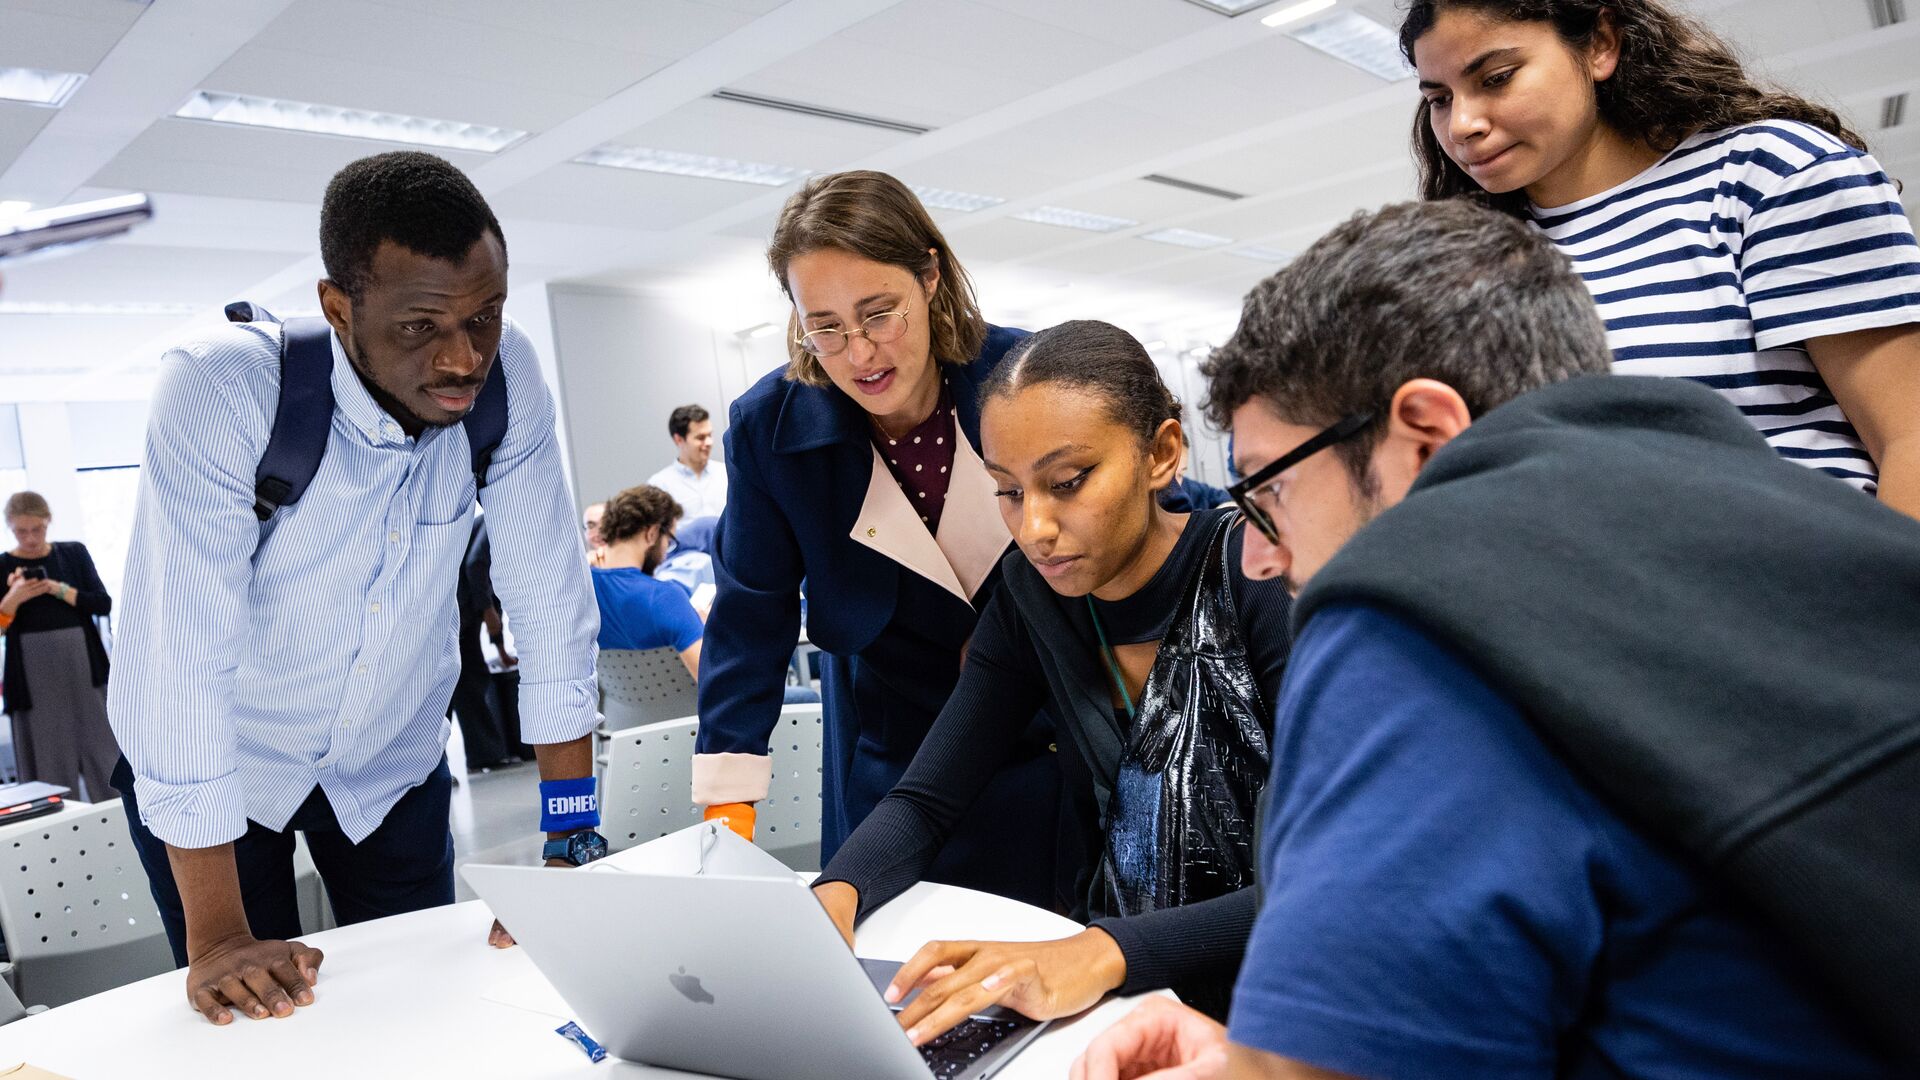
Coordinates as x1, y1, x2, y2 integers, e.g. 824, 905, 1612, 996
1531, 121, 1920, 490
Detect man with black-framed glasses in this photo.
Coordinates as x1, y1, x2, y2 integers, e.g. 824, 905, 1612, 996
1077, 199, 1916, 1078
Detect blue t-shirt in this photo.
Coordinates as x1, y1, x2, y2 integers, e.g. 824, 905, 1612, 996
1229, 602, 1895, 1079
591, 566, 703, 654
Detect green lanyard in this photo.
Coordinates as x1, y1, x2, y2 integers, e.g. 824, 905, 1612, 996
1087, 597, 1136, 722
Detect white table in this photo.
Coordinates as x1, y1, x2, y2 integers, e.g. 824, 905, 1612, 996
0, 867, 1158, 1078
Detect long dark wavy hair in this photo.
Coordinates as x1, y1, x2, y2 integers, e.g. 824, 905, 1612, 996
1399, 0, 1872, 214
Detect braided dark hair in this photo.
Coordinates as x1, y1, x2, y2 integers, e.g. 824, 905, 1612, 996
982, 321, 1181, 446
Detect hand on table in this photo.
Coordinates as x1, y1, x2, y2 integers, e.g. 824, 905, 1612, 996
1070, 997, 1229, 1080
488, 857, 573, 948
184, 932, 323, 1025
887, 929, 1129, 1047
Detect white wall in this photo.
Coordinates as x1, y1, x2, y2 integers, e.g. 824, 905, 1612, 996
548, 282, 786, 510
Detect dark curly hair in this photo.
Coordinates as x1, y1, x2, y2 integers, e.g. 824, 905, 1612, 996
1203, 200, 1611, 484
598, 485, 682, 547
1400, 0, 1872, 215
320, 151, 506, 301
981, 320, 1181, 447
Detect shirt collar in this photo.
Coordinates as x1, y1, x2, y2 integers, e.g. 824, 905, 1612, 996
329, 327, 415, 449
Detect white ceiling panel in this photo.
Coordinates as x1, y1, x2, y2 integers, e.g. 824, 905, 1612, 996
613, 96, 913, 172
1052, 177, 1238, 222
0, 240, 302, 306
361, 0, 770, 54
195, 42, 616, 136
973, 0, 1217, 52
0, 1, 143, 74
490, 161, 775, 231
728, 0, 1135, 128
87, 118, 492, 204
1171, 98, 1414, 195
231, 0, 711, 104
1713, 0, 1870, 59
0, 103, 56, 179
1029, 236, 1192, 277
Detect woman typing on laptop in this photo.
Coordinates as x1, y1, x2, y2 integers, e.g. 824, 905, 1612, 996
812, 321, 1294, 1046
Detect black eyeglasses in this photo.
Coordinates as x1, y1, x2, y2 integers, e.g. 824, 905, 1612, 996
1227, 412, 1375, 544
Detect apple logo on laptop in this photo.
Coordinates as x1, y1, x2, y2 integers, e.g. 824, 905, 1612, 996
670, 966, 715, 1005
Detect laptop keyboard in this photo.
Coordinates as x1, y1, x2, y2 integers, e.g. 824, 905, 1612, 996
918, 1016, 1025, 1077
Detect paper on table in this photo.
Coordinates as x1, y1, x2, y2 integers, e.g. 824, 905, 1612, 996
479, 948, 574, 1020
0, 1064, 76, 1079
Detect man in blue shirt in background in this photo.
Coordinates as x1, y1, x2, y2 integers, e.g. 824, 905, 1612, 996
109, 152, 602, 1028
591, 484, 705, 677
1074, 200, 1916, 1078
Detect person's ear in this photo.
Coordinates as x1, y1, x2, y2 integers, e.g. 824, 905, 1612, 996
318, 279, 353, 346
1587, 10, 1623, 84
920, 249, 941, 298
1145, 417, 1184, 492
1373, 379, 1473, 503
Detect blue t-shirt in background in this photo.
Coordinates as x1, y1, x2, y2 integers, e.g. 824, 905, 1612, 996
1229, 602, 1895, 1079
592, 566, 703, 654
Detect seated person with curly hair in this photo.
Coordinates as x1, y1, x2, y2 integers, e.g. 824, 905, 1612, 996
591, 485, 704, 678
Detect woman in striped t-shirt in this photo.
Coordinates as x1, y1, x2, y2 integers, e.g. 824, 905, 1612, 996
1401, 0, 1920, 514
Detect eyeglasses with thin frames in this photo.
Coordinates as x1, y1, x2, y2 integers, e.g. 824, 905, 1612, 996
794, 302, 912, 358
1227, 412, 1375, 545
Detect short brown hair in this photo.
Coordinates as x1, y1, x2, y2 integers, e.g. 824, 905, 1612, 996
598, 485, 682, 546
4, 491, 50, 522
766, 171, 987, 386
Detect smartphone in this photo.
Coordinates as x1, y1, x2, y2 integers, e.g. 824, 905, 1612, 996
18, 567, 46, 580
0, 193, 152, 263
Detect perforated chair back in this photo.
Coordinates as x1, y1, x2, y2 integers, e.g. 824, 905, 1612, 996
601, 703, 824, 868
597, 647, 699, 731
0, 802, 175, 1006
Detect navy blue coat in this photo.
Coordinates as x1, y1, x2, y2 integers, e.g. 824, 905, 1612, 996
697, 327, 1060, 905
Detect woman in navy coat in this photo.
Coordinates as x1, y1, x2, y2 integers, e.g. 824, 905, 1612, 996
694, 171, 1063, 908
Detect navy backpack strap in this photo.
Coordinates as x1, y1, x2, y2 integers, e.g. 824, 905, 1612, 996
463, 352, 509, 490
253, 317, 337, 522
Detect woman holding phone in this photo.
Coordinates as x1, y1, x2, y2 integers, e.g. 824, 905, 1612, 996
694, 171, 1060, 907
1, 490, 117, 797
1403, 0, 1920, 516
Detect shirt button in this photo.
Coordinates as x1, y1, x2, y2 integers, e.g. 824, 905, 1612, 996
369, 602, 381, 613
355, 663, 368, 673
389, 530, 401, 543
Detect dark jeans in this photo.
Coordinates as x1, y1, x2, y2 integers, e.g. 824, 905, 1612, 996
114, 755, 456, 967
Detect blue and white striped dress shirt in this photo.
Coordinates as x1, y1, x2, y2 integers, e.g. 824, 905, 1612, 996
107, 316, 598, 848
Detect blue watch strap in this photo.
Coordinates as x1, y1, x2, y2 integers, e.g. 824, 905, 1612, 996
540, 777, 599, 833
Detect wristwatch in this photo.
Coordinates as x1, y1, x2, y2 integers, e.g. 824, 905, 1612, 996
542, 829, 609, 866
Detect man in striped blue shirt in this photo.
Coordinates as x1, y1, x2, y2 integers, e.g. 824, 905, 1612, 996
106, 153, 599, 1027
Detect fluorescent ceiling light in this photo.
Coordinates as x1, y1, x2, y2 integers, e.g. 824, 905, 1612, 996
1142, 227, 1234, 249
909, 185, 1005, 213
1012, 206, 1138, 233
0, 201, 31, 222
0, 67, 86, 107
1228, 244, 1295, 262
1262, 0, 1337, 28
573, 144, 809, 187
1287, 11, 1416, 80
0, 301, 198, 316
1143, 339, 1168, 350
735, 322, 781, 340
175, 91, 526, 153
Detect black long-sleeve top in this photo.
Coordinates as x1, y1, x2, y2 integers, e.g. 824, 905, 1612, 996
819, 509, 1293, 996
1, 541, 112, 714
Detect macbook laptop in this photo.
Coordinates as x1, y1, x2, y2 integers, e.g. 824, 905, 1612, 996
463, 823, 1047, 1079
